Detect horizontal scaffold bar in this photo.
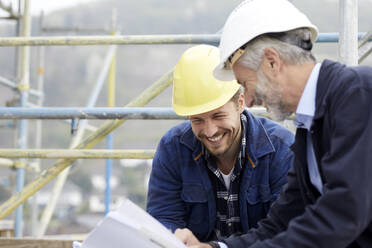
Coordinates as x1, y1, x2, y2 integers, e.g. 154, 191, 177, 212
0, 107, 185, 119
0, 33, 369, 47
0, 158, 15, 167
0, 34, 220, 46
0, 149, 155, 159
0, 107, 268, 119
0, 75, 43, 98
0, 68, 174, 219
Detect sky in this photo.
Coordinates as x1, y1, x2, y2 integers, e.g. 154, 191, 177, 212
1, 0, 371, 16
0, 0, 94, 15
30, 0, 93, 14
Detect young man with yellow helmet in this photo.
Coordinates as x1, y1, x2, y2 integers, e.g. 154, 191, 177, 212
146, 44, 294, 244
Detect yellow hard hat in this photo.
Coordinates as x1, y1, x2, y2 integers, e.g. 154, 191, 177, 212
172, 44, 240, 116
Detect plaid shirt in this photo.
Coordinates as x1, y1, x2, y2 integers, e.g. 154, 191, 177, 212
202, 114, 247, 240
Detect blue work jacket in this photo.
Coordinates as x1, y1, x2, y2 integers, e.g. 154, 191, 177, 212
146, 110, 294, 241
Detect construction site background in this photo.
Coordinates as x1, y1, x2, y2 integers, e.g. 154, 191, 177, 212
0, 0, 371, 238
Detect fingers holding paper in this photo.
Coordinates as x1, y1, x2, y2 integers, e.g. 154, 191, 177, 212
189, 244, 213, 248
174, 228, 202, 246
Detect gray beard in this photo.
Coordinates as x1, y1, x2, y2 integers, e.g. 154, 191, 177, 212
256, 69, 292, 122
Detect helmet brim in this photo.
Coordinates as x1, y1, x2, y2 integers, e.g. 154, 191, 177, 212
213, 63, 236, 82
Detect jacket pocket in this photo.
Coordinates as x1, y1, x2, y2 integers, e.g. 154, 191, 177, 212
181, 183, 208, 203
181, 183, 208, 225
247, 184, 271, 204
246, 184, 272, 228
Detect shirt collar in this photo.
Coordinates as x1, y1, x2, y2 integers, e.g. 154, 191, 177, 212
294, 63, 321, 130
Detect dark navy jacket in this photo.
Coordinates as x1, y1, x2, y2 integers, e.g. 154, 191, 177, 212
146, 110, 294, 241
224, 60, 372, 248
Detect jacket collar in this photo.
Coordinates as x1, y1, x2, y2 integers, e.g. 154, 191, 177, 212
243, 110, 275, 164
179, 110, 275, 166
314, 59, 345, 120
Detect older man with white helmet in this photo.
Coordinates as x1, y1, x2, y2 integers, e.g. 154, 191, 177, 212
175, 0, 372, 247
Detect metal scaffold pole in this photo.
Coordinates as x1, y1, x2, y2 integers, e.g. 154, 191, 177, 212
0, 68, 174, 220
339, 0, 358, 65
0, 33, 369, 47
36, 45, 117, 236
0, 0, 20, 19
358, 31, 372, 64
0, 149, 155, 159
0, 106, 269, 119
0, 158, 17, 168
30, 10, 45, 236
105, 12, 117, 215
0, 75, 42, 98
14, 0, 31, 237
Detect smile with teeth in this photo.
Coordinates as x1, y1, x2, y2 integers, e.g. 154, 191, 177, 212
207, 134, 224, 143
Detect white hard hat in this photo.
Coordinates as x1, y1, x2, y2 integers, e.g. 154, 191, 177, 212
214, 0, 318, 81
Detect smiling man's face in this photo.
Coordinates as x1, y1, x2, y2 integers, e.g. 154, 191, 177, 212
190, 95, 244, 159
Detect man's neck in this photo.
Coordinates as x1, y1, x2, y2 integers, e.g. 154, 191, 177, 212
216, 158, 236, 175
215, 125, 242, 175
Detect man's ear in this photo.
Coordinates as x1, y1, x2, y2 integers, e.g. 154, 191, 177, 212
261, 47, 283, 80
238, 93, 245, 113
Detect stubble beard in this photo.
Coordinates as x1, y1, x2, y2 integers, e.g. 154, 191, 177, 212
256, 69, 292, 122
205, 124, 241, 159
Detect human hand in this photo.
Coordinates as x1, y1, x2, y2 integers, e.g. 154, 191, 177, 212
189, 244, 213, 248
174, 228, 203, 246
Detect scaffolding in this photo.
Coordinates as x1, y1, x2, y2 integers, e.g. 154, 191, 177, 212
0, 0, 370, 243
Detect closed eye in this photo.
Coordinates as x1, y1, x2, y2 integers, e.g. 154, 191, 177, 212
213, 114, 227, 120
190, 118, 203, 124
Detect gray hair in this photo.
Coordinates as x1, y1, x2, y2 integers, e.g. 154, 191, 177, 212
237, 28, 316, 71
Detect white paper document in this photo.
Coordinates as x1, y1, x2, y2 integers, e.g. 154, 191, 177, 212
80, 199, 187, 248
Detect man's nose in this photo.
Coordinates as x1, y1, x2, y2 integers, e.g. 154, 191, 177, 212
244, 94, 256, 107
255, 98, 263, 106
204, 120, 218, 137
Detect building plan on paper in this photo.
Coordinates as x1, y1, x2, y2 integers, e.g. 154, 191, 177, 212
79, 199, 187, 248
